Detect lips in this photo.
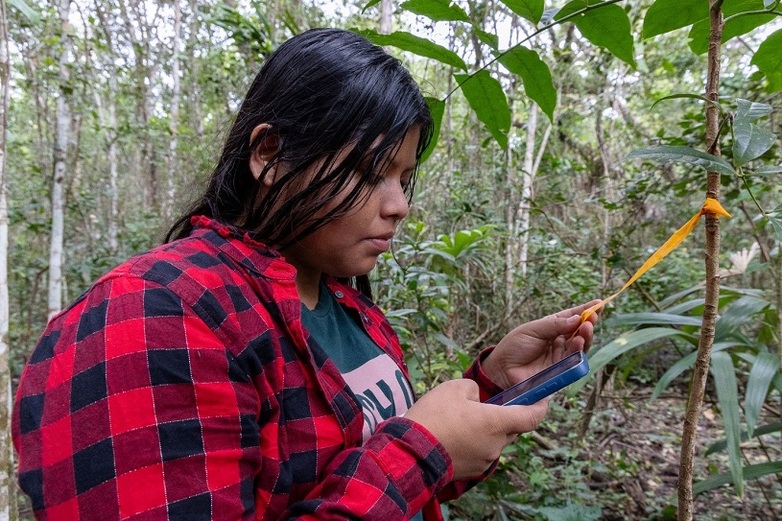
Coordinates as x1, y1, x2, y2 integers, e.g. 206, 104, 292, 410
366, 234, 393, 252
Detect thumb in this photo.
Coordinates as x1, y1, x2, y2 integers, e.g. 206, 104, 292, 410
493, 400, 549, 434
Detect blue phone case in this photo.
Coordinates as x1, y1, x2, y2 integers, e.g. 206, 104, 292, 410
485, 351, 590, 406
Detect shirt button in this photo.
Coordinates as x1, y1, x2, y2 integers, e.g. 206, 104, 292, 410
361, 313, 369, 322
334, 291, 344, 298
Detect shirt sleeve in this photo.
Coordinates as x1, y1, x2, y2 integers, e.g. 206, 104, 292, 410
14, 273, 262, 520
13, 273, 454, 520
430, 346, 506, 502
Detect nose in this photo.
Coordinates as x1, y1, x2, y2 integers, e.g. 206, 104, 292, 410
381, 179, 410, 222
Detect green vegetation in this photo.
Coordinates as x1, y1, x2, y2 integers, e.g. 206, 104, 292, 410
4, 0, 782, 518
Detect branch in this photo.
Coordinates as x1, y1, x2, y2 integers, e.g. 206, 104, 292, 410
677, 2, 725, 520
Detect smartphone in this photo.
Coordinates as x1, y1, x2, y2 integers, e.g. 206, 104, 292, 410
485, 351, 590, 406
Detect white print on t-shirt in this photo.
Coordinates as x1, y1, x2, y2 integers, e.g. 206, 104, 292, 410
340, 354, 415, 441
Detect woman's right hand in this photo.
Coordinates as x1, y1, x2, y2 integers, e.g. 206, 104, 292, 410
404, 379, 548, 481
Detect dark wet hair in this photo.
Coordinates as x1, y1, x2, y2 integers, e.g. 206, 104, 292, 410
167, 28, 433, 295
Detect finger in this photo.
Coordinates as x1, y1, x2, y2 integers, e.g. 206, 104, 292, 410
553, 299, 603, 319
448, 378, 481, 402
523, 314, 582, 341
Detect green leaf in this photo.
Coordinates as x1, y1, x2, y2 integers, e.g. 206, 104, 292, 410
8, 0, 40, 22
400, 0, 470, 22
715, 295, 771, 340
753, 165, 782, 175
650, 93, 724, 114
361, 0, 382, 13
735, 98, 773, 122
733, 121, 776, 165
607, 313, 703, 327
555, 1, 635, 67
643, 0, 708, 38
694, 462, 782, 495
625, 146, 735, 175
356, 30, 468, 71
454, 70, 510, 149
497, 46, 557, 120
651, 342, 739, 400
421, 97, 445, 163
687, 0, 774, 55
499, 0, 544, 24
745, 351, 780, 437
766, 206, 782, 244
570, 328, 695, 394
705, 422, 782, 455
474, 27, 499, 49
751, 28, 782, 93
710, 351, 744, 497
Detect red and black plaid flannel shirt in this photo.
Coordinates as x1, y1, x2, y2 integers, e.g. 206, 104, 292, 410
13, 216, 504, 520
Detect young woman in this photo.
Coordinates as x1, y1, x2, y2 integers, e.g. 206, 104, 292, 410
13, 28, 598, 520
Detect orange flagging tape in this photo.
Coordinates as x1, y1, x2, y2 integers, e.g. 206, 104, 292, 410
579, 198, 731, 324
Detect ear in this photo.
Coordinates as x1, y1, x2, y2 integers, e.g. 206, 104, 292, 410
249, 123, 280, 186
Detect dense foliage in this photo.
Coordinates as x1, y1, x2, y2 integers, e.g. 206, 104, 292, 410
4, 0, 782, 518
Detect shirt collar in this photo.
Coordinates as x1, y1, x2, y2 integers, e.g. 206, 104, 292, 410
189, 215, 297, 280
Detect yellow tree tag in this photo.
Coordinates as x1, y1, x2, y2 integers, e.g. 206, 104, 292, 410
580, 198, 731, 323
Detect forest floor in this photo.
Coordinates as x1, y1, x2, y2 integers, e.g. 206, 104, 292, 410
538, 383, 782, 521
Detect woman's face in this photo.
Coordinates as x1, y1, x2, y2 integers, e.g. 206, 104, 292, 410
277, 127, 419, 286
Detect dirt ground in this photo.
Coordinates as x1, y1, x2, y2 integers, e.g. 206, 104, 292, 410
545, 384, 782, 520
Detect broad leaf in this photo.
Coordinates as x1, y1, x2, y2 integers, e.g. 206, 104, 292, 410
735, 98, 773, 122
570, 328, 695, 394
8, 0, 39, 22
626, 146, 735, 175
766, 206, 782, 244
554, 0, 635, 67
710, 351, 744, 497
733, 119, 776, 165
356, 30, 468, 71
651, 342, 740, 400
607, 313, 703, 327
400, 0, 470, 22
687, 0, 774, 55
714, 295, 771, 340
753, 165, 782, 175
643, 0, 708, 39
421, 97, 445, 163
497, 46, 556, 120
745, 351, 780, 437
474, 27, 499, 49
751, 28, 782, 93
705, 422, 782, 455
362, 0, 382, 12
694, 462, 782, 495
454, 71, 510, 149
651, 93, 724, 114
500, 0, 544, 24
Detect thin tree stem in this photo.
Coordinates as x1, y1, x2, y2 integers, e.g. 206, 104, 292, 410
677, 2, 724, 520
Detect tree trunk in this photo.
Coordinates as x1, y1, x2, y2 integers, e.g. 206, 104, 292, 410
166, 0, 182, 221
516, 104, 552, 278
380, 0, 393, 33
107, 75, 119, 252
48, 0, 72, 320
0, 0, 19, 518
677, 2, 724, 519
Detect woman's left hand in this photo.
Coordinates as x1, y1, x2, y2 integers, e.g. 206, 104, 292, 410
481, 300, 602, 390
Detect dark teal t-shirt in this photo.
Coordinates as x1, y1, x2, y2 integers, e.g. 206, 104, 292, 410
300, 282, 415, 440
301, 283, 426, 521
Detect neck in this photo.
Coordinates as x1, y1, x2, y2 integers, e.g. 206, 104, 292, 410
296, 271, 321, 310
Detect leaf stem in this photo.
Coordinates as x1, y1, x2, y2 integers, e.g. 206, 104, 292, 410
445, 0, 624, 100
